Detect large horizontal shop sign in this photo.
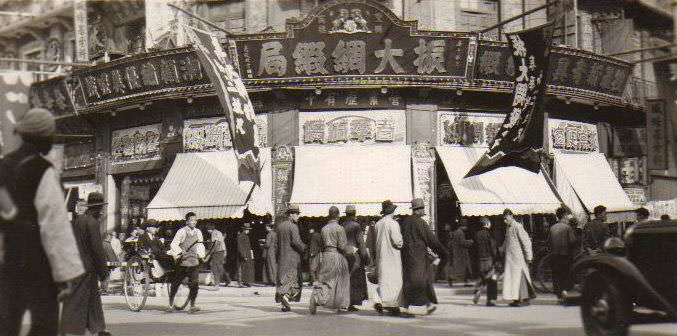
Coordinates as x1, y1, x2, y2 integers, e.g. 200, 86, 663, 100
27, 1, 635, 115
437, 111, 505, 147
547, 119, 599, 154
298, 110, 405, 145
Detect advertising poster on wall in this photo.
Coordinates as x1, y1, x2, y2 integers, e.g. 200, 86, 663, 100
437, 111, 505, 147
111, 124, 162, 164
548, 118, 599, 154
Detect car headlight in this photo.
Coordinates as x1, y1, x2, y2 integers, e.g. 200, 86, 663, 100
603, 237, 626, 256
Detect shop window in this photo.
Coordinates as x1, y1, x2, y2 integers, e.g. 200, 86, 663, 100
456, 0, 498, 33
208, 0, 245, 32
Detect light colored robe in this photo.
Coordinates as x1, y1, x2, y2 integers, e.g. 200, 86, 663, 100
502, 220, 534, 301
374, 214, 404, 308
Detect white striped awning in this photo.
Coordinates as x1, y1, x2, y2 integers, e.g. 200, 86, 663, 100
147, 149, 273, 221
289, 145, 413, 217
436, 146, 560, 216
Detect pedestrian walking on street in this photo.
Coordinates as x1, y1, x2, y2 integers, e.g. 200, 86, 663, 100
0, 108, 85, 336
61, 192, 112, 336
262, 224, 278, 286
582, 205, 609, 254
206, 224, 229, 289
307, 224, 322, 284
309, 206, 350, 314
236, 223, 255, 287
167, 212, 206, 313
275, 205, 306, 312
373, 200, 410, 317
341, 205, 368, 312
472, 217, 498, 306
401, 198, 447, 315
450, 219, 474, 286
549, 207, 578, 301
501, 209, 536, 307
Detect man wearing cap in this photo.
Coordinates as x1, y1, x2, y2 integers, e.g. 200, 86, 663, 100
341, 204, 368, 311
401, 198, 447, 315
236, 223, 254, 287
275, 204, 306, 312
61, 192, 112, 336
168, 212, 205, 312
373, 200, 409, 317
0, 108, 85, 336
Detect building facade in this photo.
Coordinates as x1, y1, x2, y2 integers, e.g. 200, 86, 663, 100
4, 0, 675, 234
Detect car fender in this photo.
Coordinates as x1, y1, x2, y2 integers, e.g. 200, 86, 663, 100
573, 254, 676, 318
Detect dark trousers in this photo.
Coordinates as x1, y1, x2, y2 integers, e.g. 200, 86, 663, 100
169, 265, 200, 306
550, 254, 573, 297
0, 277, 59, 336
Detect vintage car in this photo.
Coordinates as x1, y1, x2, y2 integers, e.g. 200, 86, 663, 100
572, 220, 677, 336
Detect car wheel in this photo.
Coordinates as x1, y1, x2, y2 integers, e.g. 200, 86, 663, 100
581, 271, 631, 336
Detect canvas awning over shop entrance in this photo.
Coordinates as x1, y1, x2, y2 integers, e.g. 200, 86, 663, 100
554, 152, 636, 222
436, 146, 560, 216
289, 145, 413, 216
147, 149, 273, 221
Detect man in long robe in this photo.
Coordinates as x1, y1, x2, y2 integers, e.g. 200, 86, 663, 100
309, 206, 350, 314
401, 198, 447, 315
236, 224, 254, 287
275, 205, 306, 312
450, 220, 473, 286
61, 192, 112, 336
0, 108, 85, 336
341, 205, 368, 311
373, 200, 411, 317
501, 209, 536, 306
262, 225, 277, 286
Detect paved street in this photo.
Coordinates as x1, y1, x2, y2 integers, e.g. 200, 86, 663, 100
77, 285, 677, 336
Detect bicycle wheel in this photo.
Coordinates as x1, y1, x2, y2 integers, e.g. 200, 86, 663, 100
535, 253, 554, 293
123, 256, 150, 312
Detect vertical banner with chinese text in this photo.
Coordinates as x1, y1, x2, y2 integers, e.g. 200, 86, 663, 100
465, 24, 553, 178
184, 26, 262, 186
73, 0, 89, 62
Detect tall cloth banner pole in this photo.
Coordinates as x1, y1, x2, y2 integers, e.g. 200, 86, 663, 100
183, 26, 262, 186
464, 23, 554, 178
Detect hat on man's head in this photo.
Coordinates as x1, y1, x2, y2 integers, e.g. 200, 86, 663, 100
286, 204, 300, 214
144, 219, 159, 229
15, 108, 56, 138
380, 200, 397, 215
85, 192, 106, 207
411, 198, 425, 210
345, 204, 356, 214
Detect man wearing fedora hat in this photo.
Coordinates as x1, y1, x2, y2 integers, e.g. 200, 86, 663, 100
401, 198, 447, 315
61, 192, 112, 336
0, 108, 85, 336
275, 204, 306, 312
341, 204, 368, 312
373, 200, 409, 317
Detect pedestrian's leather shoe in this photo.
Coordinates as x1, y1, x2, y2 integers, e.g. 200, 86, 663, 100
280, 295, 291, 312
189, 306, 201, 313
374, 303, 383, 314
97, 332, 112, 336
348, 305, 359, 312
426, 305, 437, 315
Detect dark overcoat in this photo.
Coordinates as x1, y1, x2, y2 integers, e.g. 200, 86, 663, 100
275, 217, 306, 297
237, 231, 255, 284
450, 228, 473, 281
61, 210, 108, 334
401, 214, 447, 306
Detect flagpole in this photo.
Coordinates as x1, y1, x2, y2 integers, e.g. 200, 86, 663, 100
167, 4, 235, 36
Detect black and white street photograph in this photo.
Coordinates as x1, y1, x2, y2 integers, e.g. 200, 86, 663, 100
1, 0, 677, 335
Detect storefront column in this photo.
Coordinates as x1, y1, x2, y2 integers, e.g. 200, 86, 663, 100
120, 176, 131, 232
412, 142, 436, 231
105, 174, 117, 233
272, 144, 294, 215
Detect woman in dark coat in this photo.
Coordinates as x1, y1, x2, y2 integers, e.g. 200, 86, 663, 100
236, 224, 255, 287
401, 199, 447, 314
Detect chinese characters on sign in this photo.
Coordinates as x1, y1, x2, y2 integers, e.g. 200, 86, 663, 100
645, 100, 667, 170
301, 90, 403, 109
111, 124, 161, 164
623, 187, 646, 205
183, 117, 233, 152
298, 110, 405, 145
437, 112, 505, 147
465, 24, 553, 178
548, 119, 599, 153
546, 53, 630, 96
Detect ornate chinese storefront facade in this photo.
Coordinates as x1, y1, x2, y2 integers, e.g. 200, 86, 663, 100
29, 1, 643, 234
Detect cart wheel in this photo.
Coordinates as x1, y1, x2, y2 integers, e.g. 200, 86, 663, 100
168, 277, 192, 311
535, 253, 554, 294
123, 256, 150, 312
